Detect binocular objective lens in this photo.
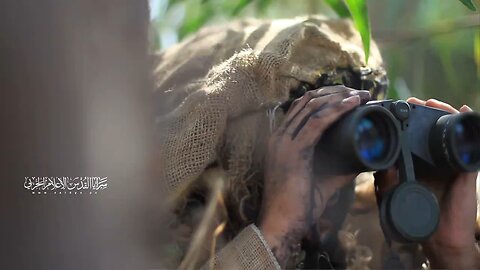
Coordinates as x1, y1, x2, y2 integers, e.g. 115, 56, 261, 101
355, 117, 387, 163
453, 121, 480, 166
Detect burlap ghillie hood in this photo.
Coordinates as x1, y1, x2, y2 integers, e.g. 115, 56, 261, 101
154, 16, 387, 269
156, 15, 385, 193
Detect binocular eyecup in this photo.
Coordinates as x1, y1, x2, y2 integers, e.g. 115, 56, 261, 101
315, 100, 480, 176
430, 112, 480, 172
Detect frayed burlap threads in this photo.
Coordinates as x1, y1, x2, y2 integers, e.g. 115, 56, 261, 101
157, 16, 386, 196
155, 16, 388, 269
207, 224, 281, 270
338, 227, 373, 270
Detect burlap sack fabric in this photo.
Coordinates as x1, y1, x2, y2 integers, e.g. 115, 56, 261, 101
155, 16, 388, 269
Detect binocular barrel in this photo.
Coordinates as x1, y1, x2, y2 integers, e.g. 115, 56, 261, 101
313, 100, 480, 244
314, 100, 480, 176
430, 112, 480, 172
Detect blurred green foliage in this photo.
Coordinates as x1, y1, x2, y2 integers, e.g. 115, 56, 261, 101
459, 0, 478, 11
151, 0, 480, 110
325, 0, 350, 18
344, 0, 371, 63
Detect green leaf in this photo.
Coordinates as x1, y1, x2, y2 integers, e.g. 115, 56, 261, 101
325, 0, 351, 18
178, 12, 211, 39
178, 1, 214, 39
458, 0, 477, 11
345, 0, 371, 64
231, 0, 253, 16
149, 26, 161, 51
256, 0, 272, 14
475, 30, 480, 78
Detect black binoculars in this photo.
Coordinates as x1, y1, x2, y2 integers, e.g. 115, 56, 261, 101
315, 100, 480, 176
314, 100, 480, 243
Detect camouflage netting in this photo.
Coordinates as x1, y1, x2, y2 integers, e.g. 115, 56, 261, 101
155, 15, 386, 195
154, 16, 388, 269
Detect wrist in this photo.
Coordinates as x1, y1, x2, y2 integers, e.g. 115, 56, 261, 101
423, 243, 479, 269
258, 217, 303, 249
258, 220, 304, 267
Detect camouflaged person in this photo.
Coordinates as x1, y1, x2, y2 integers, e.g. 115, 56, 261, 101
154, 16, 480, 269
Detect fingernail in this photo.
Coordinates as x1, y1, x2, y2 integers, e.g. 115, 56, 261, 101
460, 105, 473, 112
341, 95, 360, 105
349, 90, 359, 95
349, 90, 370, 103
357, 90, 371, 103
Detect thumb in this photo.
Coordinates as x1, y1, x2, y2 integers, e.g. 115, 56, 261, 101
373, 168, 399, 206
328, 174, 357, 191
459, 104, 473, 113
314, 174, 356, 205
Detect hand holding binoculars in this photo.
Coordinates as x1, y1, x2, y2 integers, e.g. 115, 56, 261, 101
314, 100, 480, 243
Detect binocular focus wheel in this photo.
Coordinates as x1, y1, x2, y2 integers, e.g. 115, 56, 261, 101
381, 182, 440, 243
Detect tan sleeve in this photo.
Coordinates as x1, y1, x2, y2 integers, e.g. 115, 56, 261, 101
204, 224, 281, 270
